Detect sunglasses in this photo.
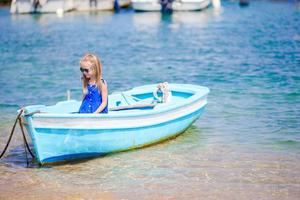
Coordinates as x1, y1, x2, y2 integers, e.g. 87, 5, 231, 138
80, 67, 90, 73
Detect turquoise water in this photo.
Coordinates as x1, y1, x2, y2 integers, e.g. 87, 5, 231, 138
1, 1, 300, 199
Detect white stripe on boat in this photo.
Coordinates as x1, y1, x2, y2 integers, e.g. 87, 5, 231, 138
32, 98, 207, 129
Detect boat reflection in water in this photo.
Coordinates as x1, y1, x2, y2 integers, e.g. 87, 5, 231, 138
133, 8, 222, 29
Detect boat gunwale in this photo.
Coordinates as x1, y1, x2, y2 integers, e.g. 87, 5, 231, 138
25, 84, 210, 119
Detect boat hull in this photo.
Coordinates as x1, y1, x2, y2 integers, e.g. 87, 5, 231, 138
132, 1, 161, 12
10, 0, 75, 14
132, 0, 211, 11
172, 0, 210, 11
26, 106, 205, 164
74, 0, 130, 11
10, 0, 130, 14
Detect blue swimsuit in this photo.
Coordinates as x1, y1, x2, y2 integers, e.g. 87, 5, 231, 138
79, 83, 108, 114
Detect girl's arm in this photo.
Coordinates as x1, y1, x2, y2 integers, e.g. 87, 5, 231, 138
94, 83, 108, 114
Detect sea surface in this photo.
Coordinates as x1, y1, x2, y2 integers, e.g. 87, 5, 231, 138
0, 0, 300, 199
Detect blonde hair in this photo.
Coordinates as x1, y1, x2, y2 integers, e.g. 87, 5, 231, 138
80, 53, 104, 97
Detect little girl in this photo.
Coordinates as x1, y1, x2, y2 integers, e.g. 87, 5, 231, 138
78, 53, 108, 114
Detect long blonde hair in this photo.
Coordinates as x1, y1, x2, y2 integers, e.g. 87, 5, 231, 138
80, 53, 104, 97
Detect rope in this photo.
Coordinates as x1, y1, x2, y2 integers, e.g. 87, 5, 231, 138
23, 138, 29, 167
121, 93, 131, 105
0, 109, 35, 161
121, 93, 146, 105
19, 117, 35, 158
122, 93, 141, 101
0, 109, 24, 158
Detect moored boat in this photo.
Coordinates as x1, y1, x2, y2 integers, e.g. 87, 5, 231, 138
131, 0, 211, 12
21, 83, 209, 165
10, 0, 75, 14
10, 0, 130, 14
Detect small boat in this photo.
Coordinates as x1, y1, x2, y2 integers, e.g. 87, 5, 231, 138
21, 83, 209, 165
10, 0, 75, 14
10, 0, 130, 14
131, 0, 211, 12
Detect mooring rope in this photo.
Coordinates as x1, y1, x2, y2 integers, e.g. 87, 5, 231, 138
0, 109, 35, 161
0, 109, 24, 158
19, 116, 35, 158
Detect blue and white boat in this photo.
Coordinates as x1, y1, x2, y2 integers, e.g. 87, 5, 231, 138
21, 83, 209, 165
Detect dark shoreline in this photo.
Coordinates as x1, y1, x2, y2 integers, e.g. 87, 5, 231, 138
0, 0, 11, 7
0, 4, 10, 7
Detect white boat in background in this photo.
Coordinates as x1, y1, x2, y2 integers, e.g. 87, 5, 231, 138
10, 0, 75, 14
74, 0, 130, 11
10, 0, 130, 14
132, 0, 211, 12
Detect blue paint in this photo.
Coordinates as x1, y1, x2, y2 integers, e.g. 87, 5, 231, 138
37, 107, 205, 164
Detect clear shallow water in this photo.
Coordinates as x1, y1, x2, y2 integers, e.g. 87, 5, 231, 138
1, 1, 300, 199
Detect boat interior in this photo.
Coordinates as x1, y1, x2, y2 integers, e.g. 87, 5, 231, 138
23, 88, 196, 115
